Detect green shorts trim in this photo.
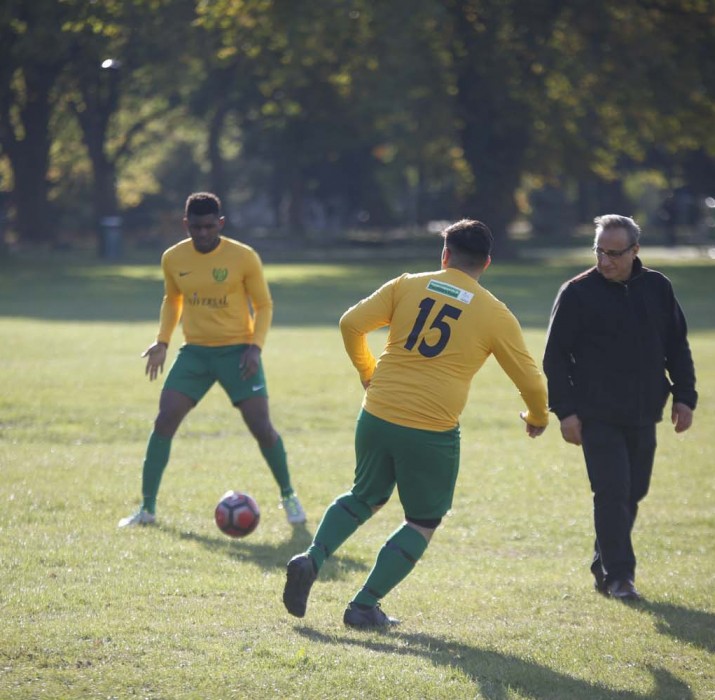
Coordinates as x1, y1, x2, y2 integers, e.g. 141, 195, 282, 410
163, 344, 268, 404
352, 409, 460, 520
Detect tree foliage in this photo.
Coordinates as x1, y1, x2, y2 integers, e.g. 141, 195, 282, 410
0, 0, 713, 249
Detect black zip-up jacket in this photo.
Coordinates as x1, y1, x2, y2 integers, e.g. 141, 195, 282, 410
543, 258, 697, 426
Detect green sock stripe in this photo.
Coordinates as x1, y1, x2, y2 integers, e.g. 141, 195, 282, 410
338, 501, 366, 525
385, 539, 417, 564
307, 493, 372, 571
352, 524, 429, 607
312, 541, 330, 558
337, 493, 373, 524
362, 586, 383, 601
392, 525, 429, 560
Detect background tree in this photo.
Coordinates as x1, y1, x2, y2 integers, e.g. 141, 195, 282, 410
60, 0, 195, 254
0, 0, 73, 244
193, 0, 398, 233
437, 0, 566, 250
523, 0, 715, 241
1, 0, 713, 250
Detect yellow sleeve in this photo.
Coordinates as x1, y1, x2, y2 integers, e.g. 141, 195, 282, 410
339, 278, 396, 383
489, 309, 549, 427
244, 249, 273, 348
157, 255, 183, 345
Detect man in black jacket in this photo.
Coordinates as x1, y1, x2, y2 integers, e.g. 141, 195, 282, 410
543, 214, 697, 600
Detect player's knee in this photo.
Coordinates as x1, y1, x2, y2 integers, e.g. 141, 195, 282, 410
154, 411, 184, 437
155, 392, 194, 436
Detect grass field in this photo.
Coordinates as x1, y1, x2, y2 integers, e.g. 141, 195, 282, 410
0, 249, 713, 699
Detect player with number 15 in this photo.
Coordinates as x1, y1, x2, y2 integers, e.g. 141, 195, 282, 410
283, 218, 549, 629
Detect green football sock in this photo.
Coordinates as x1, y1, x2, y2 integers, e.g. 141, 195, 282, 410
352, 524, 429, 608
141, 432, 172, 514
307, 493, 373, 571
260, 435, 293, 497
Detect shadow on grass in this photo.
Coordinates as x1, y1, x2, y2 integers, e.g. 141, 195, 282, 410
0, 258, 712, 330
160, 522, 369, 577
295, 627, 694, 700
639, 600, 715, 653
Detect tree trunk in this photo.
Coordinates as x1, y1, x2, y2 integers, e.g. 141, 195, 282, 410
72, 64, 122, 257
0, 63, 58, 245
208, 103, 228, 207
454, 82, 527, 258
445, 0, 559, 258
12, 158, 52, 245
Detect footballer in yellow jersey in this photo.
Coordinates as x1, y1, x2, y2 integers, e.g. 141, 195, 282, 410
341, 268, 549, 432
156, 236, 273, 348
284, 219, 548, 629
118, 192, 306, 529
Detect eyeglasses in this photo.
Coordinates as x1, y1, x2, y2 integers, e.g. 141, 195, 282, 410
593, 244, 635, 259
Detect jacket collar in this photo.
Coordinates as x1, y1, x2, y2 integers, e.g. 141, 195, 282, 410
591, 256, 644, 285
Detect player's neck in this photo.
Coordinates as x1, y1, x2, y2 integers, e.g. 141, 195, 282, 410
445, 264, 482, 281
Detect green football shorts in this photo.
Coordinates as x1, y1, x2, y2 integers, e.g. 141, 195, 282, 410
163, 344, 268, 404
352, 409, 461, 520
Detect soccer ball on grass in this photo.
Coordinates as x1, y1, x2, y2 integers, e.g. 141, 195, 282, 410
214, 490, 260, 538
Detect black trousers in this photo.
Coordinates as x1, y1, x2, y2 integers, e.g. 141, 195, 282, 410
581, 420, 657, 583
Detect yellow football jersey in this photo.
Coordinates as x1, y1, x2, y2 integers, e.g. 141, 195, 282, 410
340, 267, 548, 431
156, 237, 273, 347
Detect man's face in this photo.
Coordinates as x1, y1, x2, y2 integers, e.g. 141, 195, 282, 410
594, 227, 638, 282
184, 213, 224, 253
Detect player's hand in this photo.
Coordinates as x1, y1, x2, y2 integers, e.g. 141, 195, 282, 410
559, 414, 582, 446
672, 402, 693, 433
520, 411, 546, 438
361, 378, 371, 390
240, 344, 261, 380
142, 342, 167, 381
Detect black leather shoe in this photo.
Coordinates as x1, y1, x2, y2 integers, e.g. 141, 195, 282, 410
343, 603, 400, 629
607, 579, 641, 601
283, 554, 317, 618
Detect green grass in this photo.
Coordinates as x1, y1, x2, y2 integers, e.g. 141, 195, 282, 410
0, 252, 713, 699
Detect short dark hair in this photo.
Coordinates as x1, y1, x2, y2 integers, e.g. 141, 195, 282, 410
441, 219, 493, 268
185, 192, 222, 218
594, 214, 641, 246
